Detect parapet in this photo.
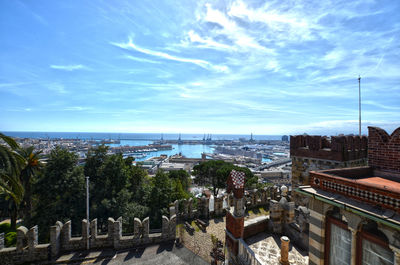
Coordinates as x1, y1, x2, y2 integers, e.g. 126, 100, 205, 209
290, 134, 367, 161
0, 215, 176, 265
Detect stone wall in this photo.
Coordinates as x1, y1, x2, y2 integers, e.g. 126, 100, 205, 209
0, 215, 176, 265
173, 187, 279, 221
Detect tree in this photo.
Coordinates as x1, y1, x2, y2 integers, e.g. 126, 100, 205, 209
168, 170, 191, 191
17, 146, 42, 224
0, 133, 24, 230
193, 160, 256, 196
149, 170, 172, 228
32, 147, 85, 241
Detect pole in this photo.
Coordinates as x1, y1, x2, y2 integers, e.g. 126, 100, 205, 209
86, 176, 89, 250
358, 75, 361, 136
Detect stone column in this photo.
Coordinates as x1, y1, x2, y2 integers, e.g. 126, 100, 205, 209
308, 209, 325, 265
349, 228, 357, 265
389, 245, 400, 265
280, 236, 290, 265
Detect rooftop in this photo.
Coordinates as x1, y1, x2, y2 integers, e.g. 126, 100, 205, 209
246, 232, 308, 265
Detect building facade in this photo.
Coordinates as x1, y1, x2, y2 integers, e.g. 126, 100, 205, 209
298, 127, 400, 265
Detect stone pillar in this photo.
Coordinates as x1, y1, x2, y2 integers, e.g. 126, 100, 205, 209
50, 222, 62, 258
308, 209, 325, 265
0, 232, 4, 250
107, 218, 115, 244
349, 228, 357, 265
188, 198, 193, 219
182, 199, 188, 219
16, 226, 28, 251
280, 236, 290, 265
201, 196, 209, 219
142, 217, 149, 238
214, 196, 224, 216
174, 200, 179, 217
27, 226, 38, 249
270, 200, 283, 234
389, 245, 400, 265
90, 219, 97, 245
169, 215, 177, 239
81, 219, 89, 247
113, 217, 122, 249
162, 216, 169, 238
134, 218, 142, 239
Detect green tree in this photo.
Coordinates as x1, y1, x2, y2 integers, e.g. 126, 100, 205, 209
193, 160, 256, 196
17, 146, 42, 224
149, 170, 172, 228
32, 147, 85, 241
0, 133, 24, 230
168, 170, 191, 191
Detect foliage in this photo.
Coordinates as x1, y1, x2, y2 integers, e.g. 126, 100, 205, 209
0, 222, 12, 234
0, 133, 24, 207
32, 147, 85, 241
193, 160, 256, 196
17, 146, 42, 225
5, 231, 16, 247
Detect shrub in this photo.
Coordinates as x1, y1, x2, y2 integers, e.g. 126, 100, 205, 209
0, 223, 12, 234
5, 232, 16, 247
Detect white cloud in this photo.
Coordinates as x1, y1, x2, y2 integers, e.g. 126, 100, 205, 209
50, 64, 89, 71
112, 38, 229, 73
123, 55, 161, 64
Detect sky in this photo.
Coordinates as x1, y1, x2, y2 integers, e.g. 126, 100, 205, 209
0, 0, 399, 135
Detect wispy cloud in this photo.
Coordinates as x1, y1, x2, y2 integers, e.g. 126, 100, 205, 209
50, 64, 90, 71
111, 38, 229, 73
123, 55, 161, 64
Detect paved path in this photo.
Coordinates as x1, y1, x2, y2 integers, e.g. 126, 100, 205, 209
46, 242, 208, 265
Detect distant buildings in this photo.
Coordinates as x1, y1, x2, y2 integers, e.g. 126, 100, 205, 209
281, 135, 289, 142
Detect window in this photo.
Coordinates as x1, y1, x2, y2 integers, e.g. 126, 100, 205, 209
325, 216, 352, 265
357, 230, 394, 265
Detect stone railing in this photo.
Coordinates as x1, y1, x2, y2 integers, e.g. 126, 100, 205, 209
290, 135, 367, 161
172, 187, 281, 220
0, 215, 176, 265
237, 238, 262, 265
310, 169, 400, 213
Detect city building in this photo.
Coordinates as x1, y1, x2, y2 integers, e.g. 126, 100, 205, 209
298, 127, 400, 265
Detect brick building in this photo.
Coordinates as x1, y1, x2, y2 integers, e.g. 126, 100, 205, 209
290, 134, 368, 206
297, 126, 400, 265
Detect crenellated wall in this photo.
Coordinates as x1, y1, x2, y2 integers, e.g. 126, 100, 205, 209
173, 187, 281, 221
290, 135, 367, 161
0, 215, 176, 265
291, 134, 368, 206
368, 126, 400, 173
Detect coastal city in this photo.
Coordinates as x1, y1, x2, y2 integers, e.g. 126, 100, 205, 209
12, 133, 292, 189
1, 0, 399, 265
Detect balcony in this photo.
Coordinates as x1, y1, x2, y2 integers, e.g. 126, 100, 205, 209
309, 166, 400, 214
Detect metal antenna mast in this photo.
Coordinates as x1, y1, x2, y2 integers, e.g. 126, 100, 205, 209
358, 75, 361, 136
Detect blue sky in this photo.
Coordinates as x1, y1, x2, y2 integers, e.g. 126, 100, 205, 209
1, 0, 399, 135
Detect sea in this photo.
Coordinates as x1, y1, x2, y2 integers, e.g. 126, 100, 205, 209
3, 132, 283, 162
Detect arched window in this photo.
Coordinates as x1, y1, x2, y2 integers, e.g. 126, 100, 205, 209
325, 208, 352, 265
356, 222, 394, 265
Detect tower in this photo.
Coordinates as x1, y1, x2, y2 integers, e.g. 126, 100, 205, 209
225, 170, 245, 264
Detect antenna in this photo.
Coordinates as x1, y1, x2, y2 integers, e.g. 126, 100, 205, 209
358, 75, 361, 136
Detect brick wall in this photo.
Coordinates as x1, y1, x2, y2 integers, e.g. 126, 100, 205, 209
290, 135, 367, 161
368, 126, 400, 173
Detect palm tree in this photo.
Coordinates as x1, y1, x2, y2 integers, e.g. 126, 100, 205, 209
0, 133, 24, 230
17, 146, 42, 223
